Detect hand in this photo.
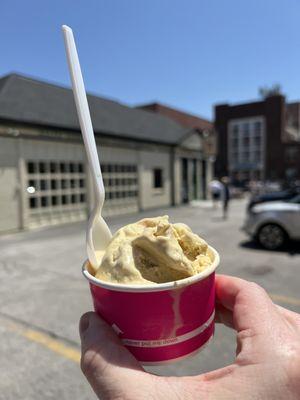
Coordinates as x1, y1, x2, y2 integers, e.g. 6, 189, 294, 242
79, 275, 300, 400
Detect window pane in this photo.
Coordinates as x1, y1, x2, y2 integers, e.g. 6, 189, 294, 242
62, 195, 69, 204
40, 180, 48, 191
243, 123, 250, 135
51, 196, 59, 206
60, 163, 68, 173
79, 179, 85, 188
80, 193, 86, 203
78, 163, 84, 173
51, 179, 58, 190
39, 162, 47, 173
61, 179, 68, 189
232, 124, 239, 135
69, 163, 76, 173
50, 162, 58, 173
243, 137, 250, 146
71, 194, 77, 203
27, 162, 36, 174
29, 197, 38, 208
153, 168, 163, 188
254, 121, 261, 133
41, 196, 48, 207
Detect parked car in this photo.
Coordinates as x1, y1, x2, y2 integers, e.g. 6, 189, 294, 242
247, 187, 300, 211
243, 195, 300, 250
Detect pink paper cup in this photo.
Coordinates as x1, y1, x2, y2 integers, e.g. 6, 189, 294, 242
82, 245, 219, 365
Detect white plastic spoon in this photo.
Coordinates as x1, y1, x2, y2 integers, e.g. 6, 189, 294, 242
62, 25, 112, 270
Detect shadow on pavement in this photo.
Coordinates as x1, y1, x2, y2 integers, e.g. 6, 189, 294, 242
239, 240, 300, 256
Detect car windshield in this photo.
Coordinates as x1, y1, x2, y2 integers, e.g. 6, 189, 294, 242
288, 194, 300, 204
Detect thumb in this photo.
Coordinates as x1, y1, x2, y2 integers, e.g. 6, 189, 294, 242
215, 275, 282, 359
79, 312, 145, 399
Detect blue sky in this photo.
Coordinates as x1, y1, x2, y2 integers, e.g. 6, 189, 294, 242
1, 0, 299, 119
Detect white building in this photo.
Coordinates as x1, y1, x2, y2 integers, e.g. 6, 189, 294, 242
0, 74, 213, 233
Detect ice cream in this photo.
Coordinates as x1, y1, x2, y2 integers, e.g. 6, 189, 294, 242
91, 216, 213, 285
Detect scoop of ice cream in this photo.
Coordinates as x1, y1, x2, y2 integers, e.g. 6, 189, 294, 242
94, 216, 212, 284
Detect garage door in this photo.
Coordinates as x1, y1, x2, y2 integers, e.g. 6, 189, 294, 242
102, 163, 138, 217
22, 140, 88, 229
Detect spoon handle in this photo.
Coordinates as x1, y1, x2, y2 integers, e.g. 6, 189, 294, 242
62, 25, 104, 208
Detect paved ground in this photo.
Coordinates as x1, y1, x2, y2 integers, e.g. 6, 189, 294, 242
1, 199, 300, 399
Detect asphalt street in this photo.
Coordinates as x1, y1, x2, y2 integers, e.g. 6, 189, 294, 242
0, 199, 299, 399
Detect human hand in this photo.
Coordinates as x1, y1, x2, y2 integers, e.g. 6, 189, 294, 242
79, 275, 300, 400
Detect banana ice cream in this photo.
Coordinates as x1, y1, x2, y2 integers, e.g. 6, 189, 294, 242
91, 216, 213, 285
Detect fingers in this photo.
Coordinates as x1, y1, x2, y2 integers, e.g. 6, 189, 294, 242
79, 312, 144, 399
215, 274, 278, 335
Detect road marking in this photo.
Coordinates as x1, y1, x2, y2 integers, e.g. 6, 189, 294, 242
4, 319, 80, 364
270, 294, 300, 307
24, 329, 80, 363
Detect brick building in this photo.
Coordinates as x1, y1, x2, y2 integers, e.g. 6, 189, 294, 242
137, 102, 216, 198
214, 95, 300, 184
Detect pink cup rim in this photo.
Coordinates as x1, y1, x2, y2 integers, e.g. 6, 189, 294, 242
82, 245, 219, 293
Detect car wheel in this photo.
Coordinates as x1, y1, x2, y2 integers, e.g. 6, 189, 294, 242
257, 224, 287, 250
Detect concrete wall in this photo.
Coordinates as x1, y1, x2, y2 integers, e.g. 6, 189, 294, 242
138, 149, 172, 210
0, 137, 20, 232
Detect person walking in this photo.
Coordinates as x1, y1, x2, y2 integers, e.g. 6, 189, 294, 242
221, 176, 230, 219
209, 178, 222, 209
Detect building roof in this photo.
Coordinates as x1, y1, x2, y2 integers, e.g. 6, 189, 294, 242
0, 73, 191, 145
136, 102, 213, 131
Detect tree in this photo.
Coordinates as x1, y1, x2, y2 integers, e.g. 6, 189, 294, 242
258, 84, 283, 98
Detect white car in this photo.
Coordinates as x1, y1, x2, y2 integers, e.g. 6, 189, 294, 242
243, 195, 300, 249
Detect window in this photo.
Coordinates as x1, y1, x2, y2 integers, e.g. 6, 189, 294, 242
254, 136, 261, 146
27, 162, 36, 174
40, 180, 48, 191
153, 168, 163, 188
232, 124, 239, 136
39, 162, 47, 174
254, 121, 261, 134
228, 117, 264, 177
231, 137, 238, 148
50, 162, 58, 173
254, 151, 261, 162
29, 197, 38, 209
51, 196, 59, 206
242, 123, 250, 135
41, 196, 48, 207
